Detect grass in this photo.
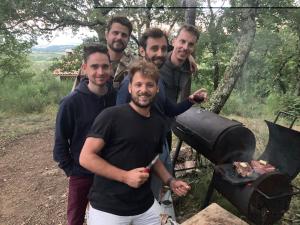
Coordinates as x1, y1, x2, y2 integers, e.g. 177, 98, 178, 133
0, 105, 57, 151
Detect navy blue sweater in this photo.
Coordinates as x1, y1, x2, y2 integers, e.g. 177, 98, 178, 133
53, 80, 116, 177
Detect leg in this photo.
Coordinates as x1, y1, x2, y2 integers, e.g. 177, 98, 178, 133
88, 204, 132, 225
67, 176, 93, 225
132, 200, 161, 225
202, 172, 216, 209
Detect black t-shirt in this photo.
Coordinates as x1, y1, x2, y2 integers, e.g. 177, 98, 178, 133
87, 104, 165, 216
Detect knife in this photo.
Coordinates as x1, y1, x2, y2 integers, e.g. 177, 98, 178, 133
144, 155, 159, 173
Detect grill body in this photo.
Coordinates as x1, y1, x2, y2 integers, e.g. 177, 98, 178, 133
213, 170, 292, 224
173, 108, 256, 164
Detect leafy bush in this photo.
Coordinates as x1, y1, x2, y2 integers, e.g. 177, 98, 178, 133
221, 91, 265, 117
0, 73, 72, 114
265, 92, 300, 117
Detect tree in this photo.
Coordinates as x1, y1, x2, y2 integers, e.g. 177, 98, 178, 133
208, 0, 258, 113
0, 1, 34, 82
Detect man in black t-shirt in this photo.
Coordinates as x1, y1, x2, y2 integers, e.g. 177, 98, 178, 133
79, 60, 190, 225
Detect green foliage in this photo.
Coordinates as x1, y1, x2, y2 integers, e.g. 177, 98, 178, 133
265, 93, 300, 116
49, 46, 82, 72
0, 72, 72, 114
221, 91, 265, 117
49, 37, 99, 73
0, 32, 33, 81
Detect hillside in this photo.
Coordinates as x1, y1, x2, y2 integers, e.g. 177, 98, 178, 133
32, 44, 77, 53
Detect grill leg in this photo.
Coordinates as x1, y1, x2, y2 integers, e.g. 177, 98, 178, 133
172, 139, 183, 177
202, 172, 216, 209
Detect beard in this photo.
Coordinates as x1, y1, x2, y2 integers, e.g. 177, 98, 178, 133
145, 55, 166, 68
108, 40, 126, 53
131, 93, 155, 108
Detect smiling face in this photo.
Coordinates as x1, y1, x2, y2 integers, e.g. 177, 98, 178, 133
172, 29, 197, 64
128, 71, 159, 108
105, 22, 130, 53
139, 36, 168, 68
83, 52, 111, 88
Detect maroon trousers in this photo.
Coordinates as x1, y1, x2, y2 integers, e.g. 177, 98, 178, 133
67, 176, 93, 225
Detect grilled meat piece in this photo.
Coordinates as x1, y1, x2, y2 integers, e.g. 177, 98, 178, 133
233, 162, 254, 177
251, 160, 275, 174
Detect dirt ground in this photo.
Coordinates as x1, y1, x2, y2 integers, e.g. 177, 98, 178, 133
0, 129, 68, 225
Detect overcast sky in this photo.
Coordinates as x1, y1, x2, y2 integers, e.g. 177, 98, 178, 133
36, 27, 97, 47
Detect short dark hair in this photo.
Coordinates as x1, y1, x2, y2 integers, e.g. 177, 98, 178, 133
177, 24, 200, 41
139, 28, 168, 50
106, 16, 133, 35
129, 60, 159, 84
83, 44, 110, 63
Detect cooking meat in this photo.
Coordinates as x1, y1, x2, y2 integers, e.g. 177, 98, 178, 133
233, 162, 253, 177
251, 160, 276, 174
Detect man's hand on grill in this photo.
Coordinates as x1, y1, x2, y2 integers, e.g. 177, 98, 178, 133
169, 179, 191, 196
188, 88, 208, 104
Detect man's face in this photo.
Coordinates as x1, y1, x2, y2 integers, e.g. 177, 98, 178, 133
129, 71, 158, 108
139, 37, 168, 68
172, 29, 197, 62
83, 52, 111, 87
105, 23, 130, 53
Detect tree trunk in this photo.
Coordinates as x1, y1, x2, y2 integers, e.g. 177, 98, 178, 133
183, 0, 196, 25
296, 25, 300, 96
145, 0, 154, 28
208, 1, 258, 113
207, 0, 222, 90
94, 25, 106, 43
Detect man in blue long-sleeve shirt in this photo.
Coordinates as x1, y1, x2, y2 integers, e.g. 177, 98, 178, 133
53, 45, 116, 225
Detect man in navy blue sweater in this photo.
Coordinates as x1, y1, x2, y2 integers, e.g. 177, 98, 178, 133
53, 45, 116, 225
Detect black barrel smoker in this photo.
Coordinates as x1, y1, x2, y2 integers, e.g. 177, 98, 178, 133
172, 109, 300, 225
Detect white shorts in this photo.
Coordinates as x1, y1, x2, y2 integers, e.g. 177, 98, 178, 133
88, 200, 161, 225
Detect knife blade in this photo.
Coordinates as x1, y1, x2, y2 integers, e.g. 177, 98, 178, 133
144, 155, 159, 173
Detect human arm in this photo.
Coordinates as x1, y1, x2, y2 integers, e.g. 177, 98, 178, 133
153, 159, 191, 196
188, 54, 197, 75
79, 137, 149, 188
53, 99, 74, 176
116, 76, 131, 105
163, 88, 208, 117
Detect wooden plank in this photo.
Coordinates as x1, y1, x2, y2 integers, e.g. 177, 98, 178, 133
181, 203, 249, 225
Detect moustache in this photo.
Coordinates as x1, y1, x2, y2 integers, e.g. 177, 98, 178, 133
138, 93, 152, 97
113, 40, 125, 45
152, 56, 165, 62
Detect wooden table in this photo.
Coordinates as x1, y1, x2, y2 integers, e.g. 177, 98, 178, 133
181, 203, 249, 225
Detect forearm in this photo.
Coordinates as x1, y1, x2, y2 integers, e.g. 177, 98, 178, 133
153, 159, 173, 185
80, 151, 127, 183
164, 98, 193, 117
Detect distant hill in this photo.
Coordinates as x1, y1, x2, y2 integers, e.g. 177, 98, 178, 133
32, 45, 77, 53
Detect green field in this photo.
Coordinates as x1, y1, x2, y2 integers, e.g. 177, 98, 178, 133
29, 51, 64, 62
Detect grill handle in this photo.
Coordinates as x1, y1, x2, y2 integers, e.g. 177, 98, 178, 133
274, 111, 299, 129
254, 184, 300, 200
175, 126, 194, 137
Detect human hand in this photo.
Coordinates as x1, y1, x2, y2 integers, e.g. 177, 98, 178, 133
170, 179, 191, 196
188, 88, 208, 104
124, 168, 149, 188
188, 55, 198, 75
